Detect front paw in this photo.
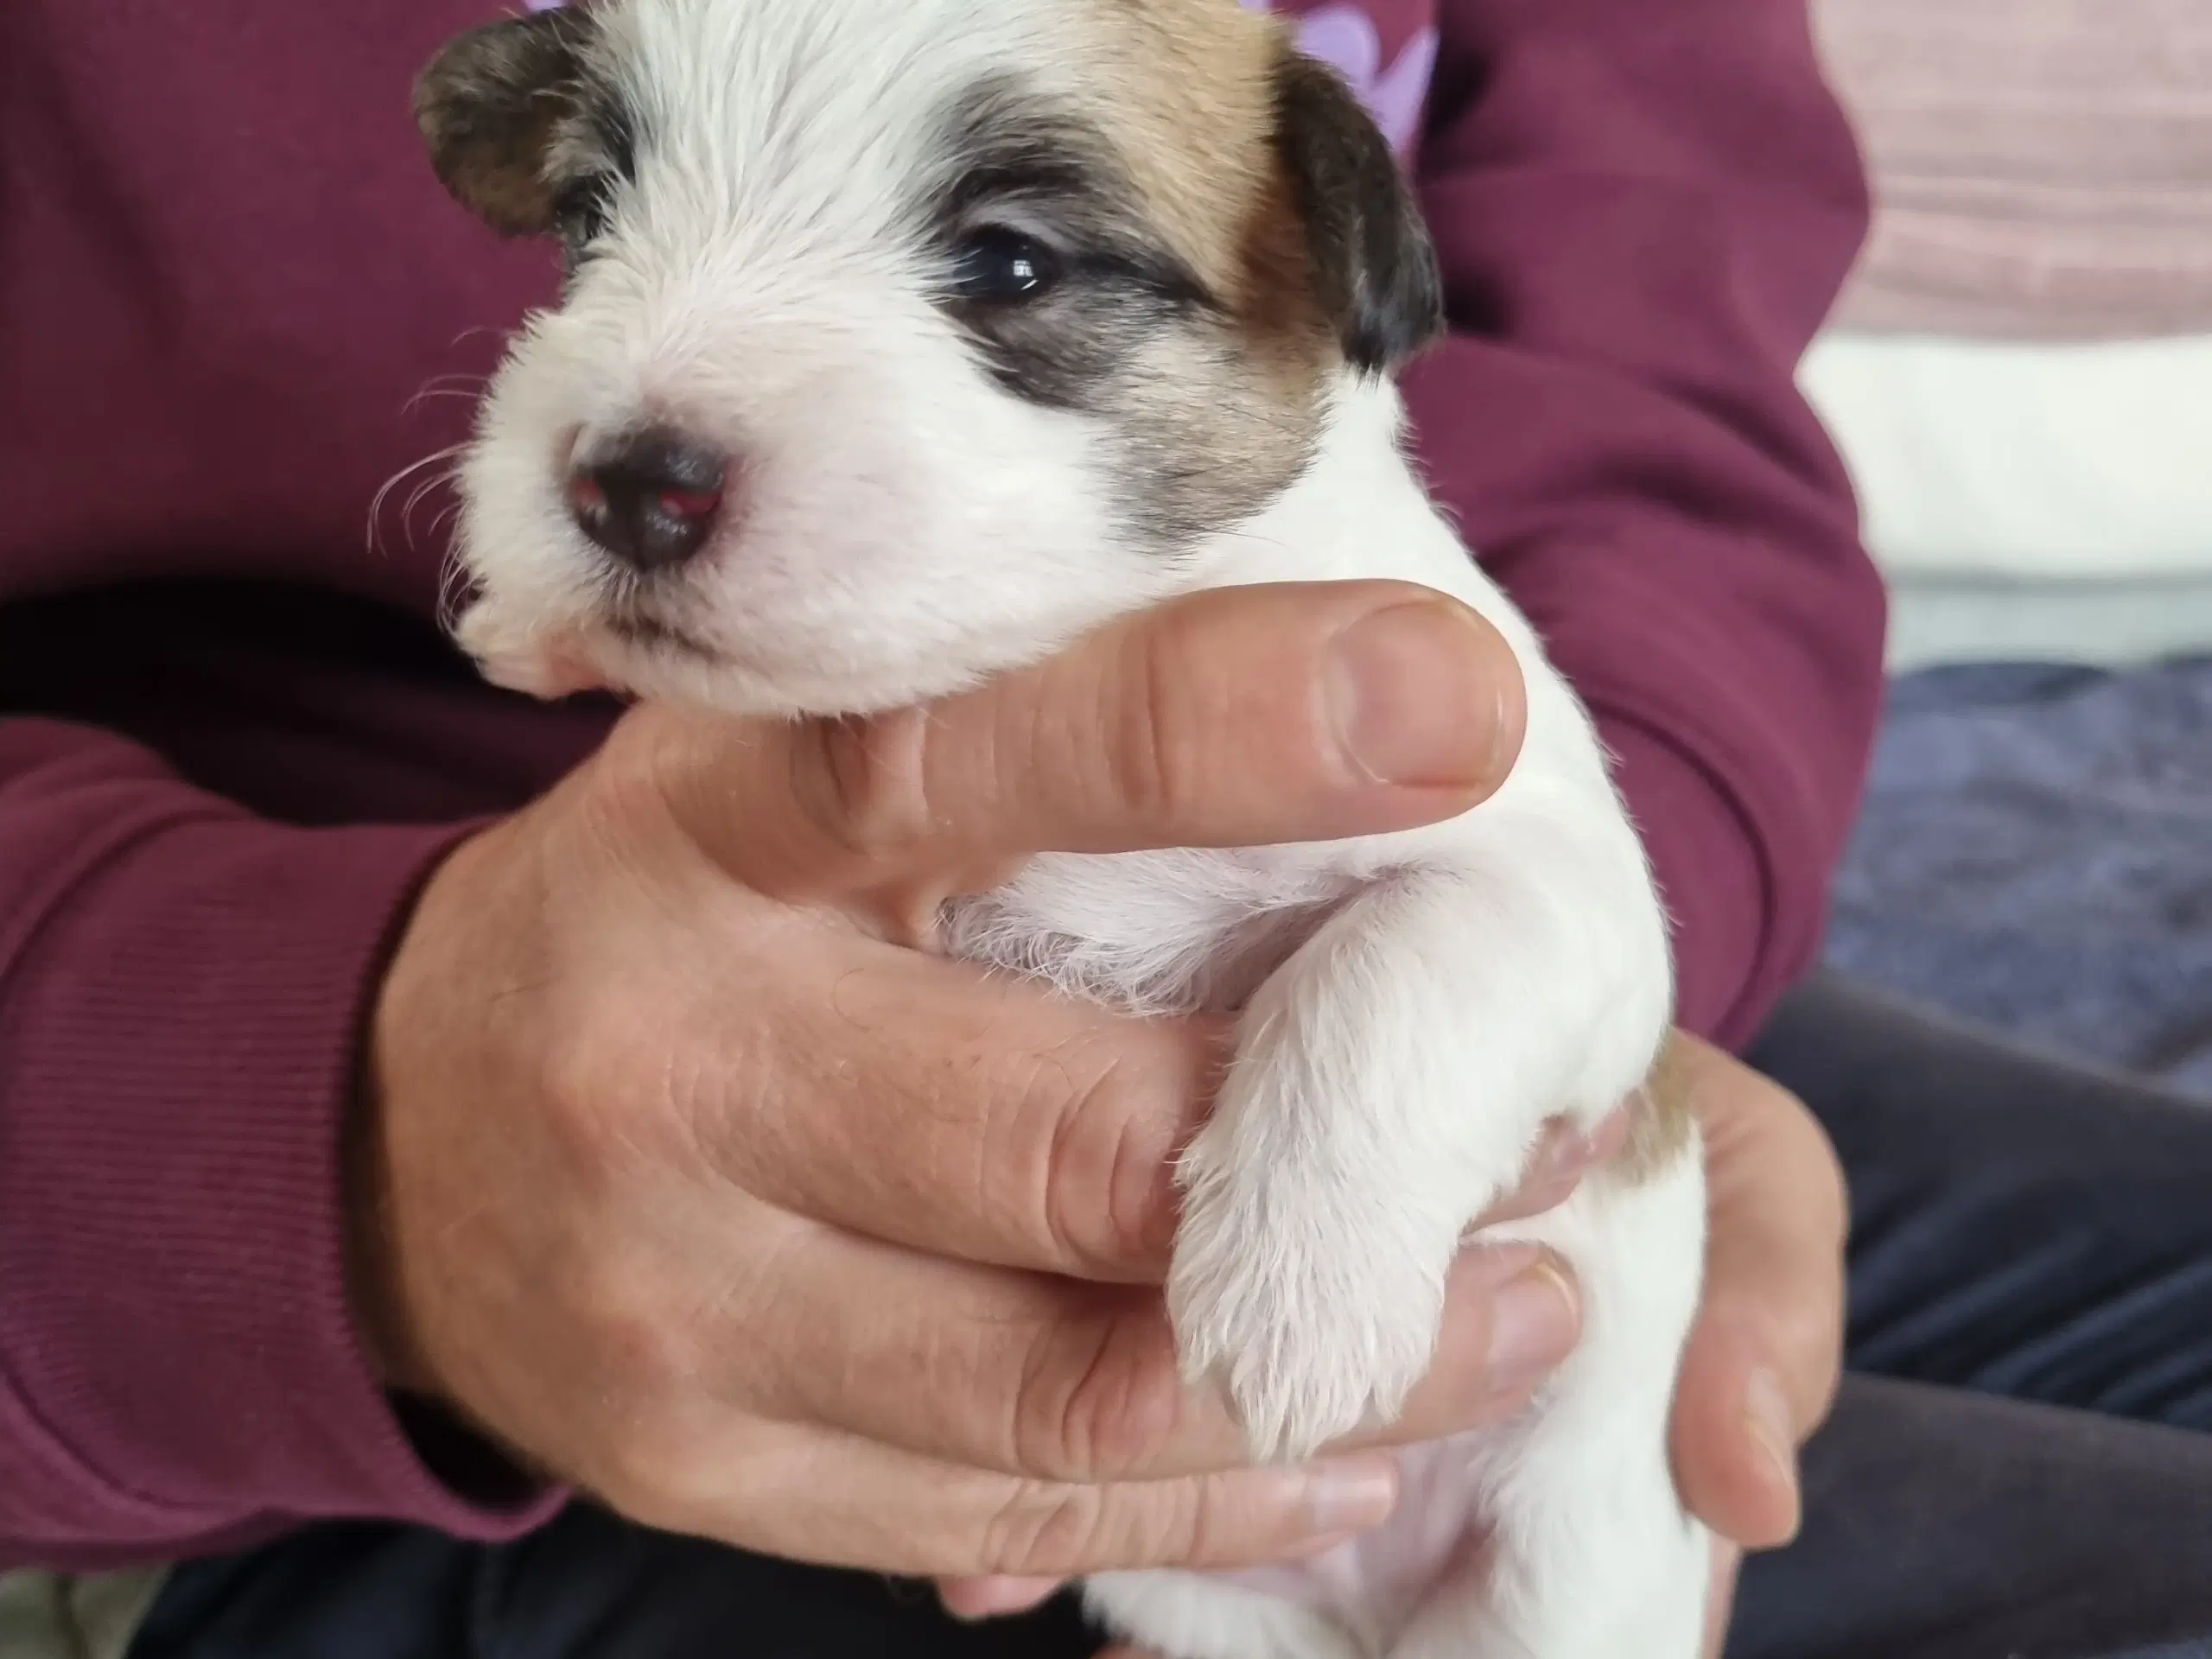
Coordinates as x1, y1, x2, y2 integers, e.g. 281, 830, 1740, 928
1166, 1121, 1452, 1462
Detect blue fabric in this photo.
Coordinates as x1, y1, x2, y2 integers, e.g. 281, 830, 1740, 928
1824, 658, 2212, 1097
1729, 976, 2212, 1659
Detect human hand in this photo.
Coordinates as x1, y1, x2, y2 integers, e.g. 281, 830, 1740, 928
1035, 1032, 1847, 1649
353, 580, 1630, 1580
1662, 1031, 1847, 1655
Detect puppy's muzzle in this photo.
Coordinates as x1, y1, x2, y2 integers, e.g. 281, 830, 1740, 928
567, 424, 729, 573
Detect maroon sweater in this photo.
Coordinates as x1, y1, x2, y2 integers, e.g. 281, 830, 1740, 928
0, 0, 1881, 1567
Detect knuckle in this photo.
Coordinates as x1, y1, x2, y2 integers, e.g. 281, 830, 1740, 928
591, 1416, 722, 1528
536, 1016, 648, 1179
1777, 1081, 1851, 1248
1098, 623, 1198, 830
980, 1472, 1213, 1577
1168, 1474, 1236, 1566
980, 1480, 1111, 1577
569, 1255, 696, 1407
537, 1008, 616, 1129
591, 1428, 683, 1521
535, 982, 709, 1180
1098, 1101, 1179, 1272
1013, 1306, 1184, 1482
1027, 1040, 1183, 1277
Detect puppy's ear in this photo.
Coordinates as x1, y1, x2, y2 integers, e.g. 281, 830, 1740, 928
1270, 48, 1444, 372
414, 10, 594, 235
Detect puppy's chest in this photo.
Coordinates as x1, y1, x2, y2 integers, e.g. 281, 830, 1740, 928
941, 846, 1368, 1015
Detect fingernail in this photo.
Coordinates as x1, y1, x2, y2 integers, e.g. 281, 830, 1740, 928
1484, 1260, 1581, 1392
1458, 1241, 1544, 1285
941, 1576, 1064, 1620
1745, 1367, 1802, 1541
1526, 1127, 1603, 1191
1285, 1529, 1362, 1561
1302, 1456, 1399, 1536
1326, 601, 1510, 790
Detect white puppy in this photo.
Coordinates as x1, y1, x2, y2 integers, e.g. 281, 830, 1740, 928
416, 1, 1707, 1653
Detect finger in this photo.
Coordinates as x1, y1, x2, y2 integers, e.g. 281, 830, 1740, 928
738, 1224, 1580, 1484
688, 936, 1219, 1282
630, 581, 1527, 897
1667, 1037, 1847, 1550
932, 1215, 1600, 1619
1702, 1540, 1744, 1659
939, 1576, 1064, 1620
707, 939, 1622, 1288
638, 1419, 1404, 1580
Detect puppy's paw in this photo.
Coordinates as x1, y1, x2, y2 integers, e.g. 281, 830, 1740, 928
1166, 1118, 1452, 1462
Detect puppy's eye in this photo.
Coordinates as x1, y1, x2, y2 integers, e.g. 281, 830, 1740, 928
552, 175, 613, 248
950, 228, 1061, 303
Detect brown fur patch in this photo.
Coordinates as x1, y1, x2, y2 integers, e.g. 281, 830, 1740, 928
414, 10, 598, 236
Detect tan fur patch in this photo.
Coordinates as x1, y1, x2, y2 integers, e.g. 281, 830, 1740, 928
1080, 3, 1289, 294
1053, 0, 1338, 531
1613, 1037, 1700, 1182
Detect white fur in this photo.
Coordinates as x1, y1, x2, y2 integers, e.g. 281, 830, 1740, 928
975, 383, 1709, 1658
445, 2, 1708, 1652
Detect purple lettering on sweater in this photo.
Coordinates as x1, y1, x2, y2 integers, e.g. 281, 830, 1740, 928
1242, 0, 1438, 154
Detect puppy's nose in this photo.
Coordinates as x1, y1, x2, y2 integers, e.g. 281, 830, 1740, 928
567, 428, 728, 573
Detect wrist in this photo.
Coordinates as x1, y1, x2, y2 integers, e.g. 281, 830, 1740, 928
343, 1052, 431, 1393
345, 821, 509, 1397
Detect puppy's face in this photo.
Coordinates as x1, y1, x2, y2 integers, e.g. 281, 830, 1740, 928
421, 0, 1439, 715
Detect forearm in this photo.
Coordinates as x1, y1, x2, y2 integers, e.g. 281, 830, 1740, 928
1410, 0, 1885, 1044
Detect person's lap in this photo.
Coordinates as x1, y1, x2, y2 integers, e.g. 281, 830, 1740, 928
128, 974, 2212, 1659
1732, 973, 2212, 1659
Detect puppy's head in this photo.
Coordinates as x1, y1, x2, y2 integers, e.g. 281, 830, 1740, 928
420, 0, 1440, 714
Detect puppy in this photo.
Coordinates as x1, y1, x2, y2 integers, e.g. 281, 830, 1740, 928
416, 2, 1708, 1654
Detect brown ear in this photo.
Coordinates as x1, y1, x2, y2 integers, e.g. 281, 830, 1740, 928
1270, 48, 1443, 372
414, 10, 594, 236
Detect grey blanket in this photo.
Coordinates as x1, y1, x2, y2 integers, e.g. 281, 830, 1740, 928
1821, 657, 2212, 1097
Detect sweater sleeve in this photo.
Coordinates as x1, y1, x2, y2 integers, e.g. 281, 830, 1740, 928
1404, 0, 1887, 1046
0, 716, 561, 1569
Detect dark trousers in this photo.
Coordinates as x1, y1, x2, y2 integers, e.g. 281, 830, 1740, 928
131, 976, 2212, 1659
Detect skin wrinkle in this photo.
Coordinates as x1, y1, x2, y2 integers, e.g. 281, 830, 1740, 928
1024, 1287, 1140, 1481
1020, 1020, 1174, 1275
1039, 1042, 1112, 1272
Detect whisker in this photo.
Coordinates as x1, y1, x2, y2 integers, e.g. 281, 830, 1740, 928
403, 373, 493, 416
367, 443, 467, 561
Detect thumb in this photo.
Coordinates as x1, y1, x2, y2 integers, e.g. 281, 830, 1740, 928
619, 581, 1525, 899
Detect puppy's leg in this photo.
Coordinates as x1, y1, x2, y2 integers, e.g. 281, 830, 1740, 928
1167, 795, 1672, 1463
1400, 1149, 1710, 1659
